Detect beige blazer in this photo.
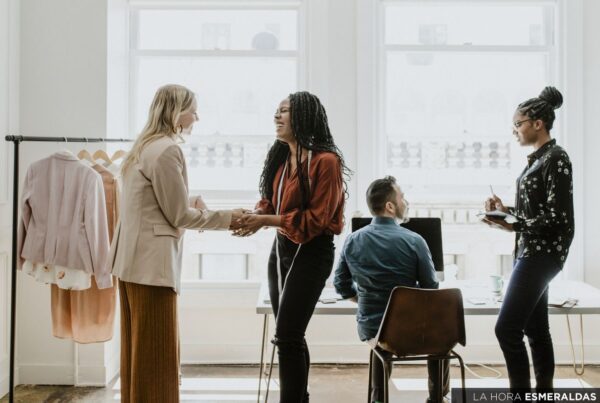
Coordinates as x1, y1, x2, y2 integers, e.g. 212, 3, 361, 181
110, 137, 232, 293
17, 152, 113, 289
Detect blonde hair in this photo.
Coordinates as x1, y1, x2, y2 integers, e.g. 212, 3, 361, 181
121, 84, 196, 174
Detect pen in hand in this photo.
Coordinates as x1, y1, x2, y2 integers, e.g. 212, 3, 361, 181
487, 185, 508, 216
488, 185, 498, 213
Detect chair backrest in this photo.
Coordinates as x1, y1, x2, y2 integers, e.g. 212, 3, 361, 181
375, 286, 466, 357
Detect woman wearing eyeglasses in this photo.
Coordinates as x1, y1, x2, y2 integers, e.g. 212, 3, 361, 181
235, 91, 349, 402
483, 86, 574, 391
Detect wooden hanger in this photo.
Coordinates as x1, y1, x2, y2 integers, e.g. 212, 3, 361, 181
77, 149, 94, 163
111, 149, 128, 162
93, 149, 112, 164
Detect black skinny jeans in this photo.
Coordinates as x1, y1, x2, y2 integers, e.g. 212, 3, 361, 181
495, 255, 561, 391
268, 233, 334, 403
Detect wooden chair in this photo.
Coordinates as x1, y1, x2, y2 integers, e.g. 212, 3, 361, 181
368, 286, 467, 403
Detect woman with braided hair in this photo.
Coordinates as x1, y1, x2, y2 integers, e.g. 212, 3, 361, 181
483, 86, 574, 391
236, 91, 349, 402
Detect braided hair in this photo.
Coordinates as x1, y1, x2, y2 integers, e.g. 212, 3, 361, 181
517, 86, 563, 131
259, 91, 352, 211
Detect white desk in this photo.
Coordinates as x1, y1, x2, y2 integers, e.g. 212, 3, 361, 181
255, 280, 600, 401
256, 280, 600, 316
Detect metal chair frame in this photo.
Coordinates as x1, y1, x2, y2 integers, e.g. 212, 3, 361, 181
367, 347, 467, 403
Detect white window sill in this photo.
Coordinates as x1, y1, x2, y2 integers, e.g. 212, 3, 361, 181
181, 280, 262, 291
179, 280, 263, 308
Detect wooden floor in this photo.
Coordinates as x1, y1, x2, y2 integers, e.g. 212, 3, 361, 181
2, 364, 599, 402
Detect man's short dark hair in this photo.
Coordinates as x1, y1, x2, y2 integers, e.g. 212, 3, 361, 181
366, 176, 398, 215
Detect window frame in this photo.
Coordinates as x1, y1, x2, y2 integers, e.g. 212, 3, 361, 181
128, 0, 306, 149
127, 0, 307, 284
357, 0, 585, 280
378, 0, 559, 204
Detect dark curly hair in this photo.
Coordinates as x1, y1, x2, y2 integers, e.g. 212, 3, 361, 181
517, 86, 563, 131
259, 91, 352, 211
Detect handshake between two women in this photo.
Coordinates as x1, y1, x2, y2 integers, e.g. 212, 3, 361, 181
191, 194, 279, 237
228, 209, 280, 237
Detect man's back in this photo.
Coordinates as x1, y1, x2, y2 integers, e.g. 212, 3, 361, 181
334, 216, 438, 341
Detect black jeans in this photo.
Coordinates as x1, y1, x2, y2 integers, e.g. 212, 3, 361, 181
495, 255, 561, 390
370, 351, 449, 402
268, 233, 334, 403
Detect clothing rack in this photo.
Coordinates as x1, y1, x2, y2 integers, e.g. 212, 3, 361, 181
3, 135, 133, 403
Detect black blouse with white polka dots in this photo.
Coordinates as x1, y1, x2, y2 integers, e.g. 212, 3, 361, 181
509, 139, 575, 268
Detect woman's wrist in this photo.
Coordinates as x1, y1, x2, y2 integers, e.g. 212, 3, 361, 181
261, 215, 281, 228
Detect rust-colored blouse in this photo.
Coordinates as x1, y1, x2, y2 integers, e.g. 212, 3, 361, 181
256, 151, 345, 244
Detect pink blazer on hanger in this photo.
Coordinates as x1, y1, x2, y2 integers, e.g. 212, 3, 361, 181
17, 151, 113, 289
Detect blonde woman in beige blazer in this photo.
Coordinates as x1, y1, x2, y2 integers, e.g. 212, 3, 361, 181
110, 84, 243, 403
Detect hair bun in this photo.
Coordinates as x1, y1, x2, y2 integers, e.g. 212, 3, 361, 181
539, 86, 563, 109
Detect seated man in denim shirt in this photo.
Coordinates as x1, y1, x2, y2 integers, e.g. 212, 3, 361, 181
334, 176, 449, 403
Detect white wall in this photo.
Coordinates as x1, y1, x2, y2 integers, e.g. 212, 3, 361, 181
0, 0, 11, 395
583, 0, 600, 289
15, 0, 123, 387
0, 0, 20, 397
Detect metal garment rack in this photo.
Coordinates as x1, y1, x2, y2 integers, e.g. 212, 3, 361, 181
3, 135, 133, 403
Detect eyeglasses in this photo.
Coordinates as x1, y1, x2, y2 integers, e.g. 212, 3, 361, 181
513, 119, 533, 129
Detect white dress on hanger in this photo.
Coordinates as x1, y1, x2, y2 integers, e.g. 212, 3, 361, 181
22, 260, 91, 290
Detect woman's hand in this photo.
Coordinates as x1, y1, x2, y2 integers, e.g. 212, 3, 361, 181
229, 209, 250, 231
482, 216, 514, 232
484, 195, 508, 213
232, 213, 265, 237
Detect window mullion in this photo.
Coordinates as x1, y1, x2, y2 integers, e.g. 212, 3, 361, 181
384, 45, 553, 53
131, 49, 298, 58
129, 1, 301, 11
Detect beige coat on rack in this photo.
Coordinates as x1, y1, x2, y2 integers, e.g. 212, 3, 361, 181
109, 137, 232, 294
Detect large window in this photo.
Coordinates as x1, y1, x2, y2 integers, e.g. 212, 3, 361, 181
130, 2, 302, 281
373, 1, 559, 279
131, 3, 301, 193
380, 1, 557, 202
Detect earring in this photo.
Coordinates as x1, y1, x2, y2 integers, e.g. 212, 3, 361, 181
177, 125, 183, 133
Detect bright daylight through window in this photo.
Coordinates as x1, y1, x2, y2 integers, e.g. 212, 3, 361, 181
379, 1, 558, 279
130, 3, 300, 281
382, 2, 556, 202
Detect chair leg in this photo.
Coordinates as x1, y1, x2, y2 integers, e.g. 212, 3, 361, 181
438, 359, 443, 403
382, 359, 389, 403
257, 314, 268, 403
453, 351, 467, 403
265, 342, 277, 403
367, 350, 373, 403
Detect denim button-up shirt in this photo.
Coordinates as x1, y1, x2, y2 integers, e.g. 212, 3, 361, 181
333, 216, 438, 341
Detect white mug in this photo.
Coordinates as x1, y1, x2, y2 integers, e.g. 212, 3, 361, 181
490, 275, 504, 295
